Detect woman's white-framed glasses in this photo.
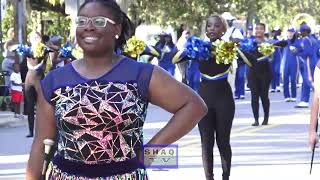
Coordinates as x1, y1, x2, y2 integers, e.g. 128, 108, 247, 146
75, 16, 116, 28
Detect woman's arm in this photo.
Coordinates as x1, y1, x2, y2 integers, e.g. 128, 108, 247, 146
147, 66, 207, 145
26, 82, 56, 180
309, 66, 320, 149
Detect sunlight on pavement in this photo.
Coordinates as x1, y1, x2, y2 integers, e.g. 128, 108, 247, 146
0, 155, 29, 164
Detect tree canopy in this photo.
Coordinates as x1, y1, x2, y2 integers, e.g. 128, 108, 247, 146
29, 0, 65, 15
128, 0, 320, 33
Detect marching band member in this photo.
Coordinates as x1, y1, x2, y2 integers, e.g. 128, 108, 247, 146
295, 24, 318, 108
157, 33, 177, 76
270, 28, 283, 92
282, 28, 299, 102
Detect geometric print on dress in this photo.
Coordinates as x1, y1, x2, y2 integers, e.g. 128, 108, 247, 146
51, 81, 148, 164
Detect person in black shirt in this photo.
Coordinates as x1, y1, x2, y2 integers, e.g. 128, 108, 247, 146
247, 23, 272, 126
198, 14, 234, 180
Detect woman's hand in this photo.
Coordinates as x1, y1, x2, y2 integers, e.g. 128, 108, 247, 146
309, 131, 319, 150
26, 57, 39, 67
309, 67, 320, 151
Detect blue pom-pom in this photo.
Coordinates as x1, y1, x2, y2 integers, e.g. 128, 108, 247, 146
240, 38, 257, 52
59, 44, 74, 58
185, 36, 211, 61
16, 44, 32, 57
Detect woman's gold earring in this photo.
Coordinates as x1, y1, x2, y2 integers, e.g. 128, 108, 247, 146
115, 35, 119, 39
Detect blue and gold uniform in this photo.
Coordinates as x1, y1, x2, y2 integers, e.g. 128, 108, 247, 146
296, 24, 318, 107
282, 28, 299, 101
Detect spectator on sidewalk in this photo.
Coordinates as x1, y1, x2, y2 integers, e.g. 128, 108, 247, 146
176, 29, 192, 85
2, 28, 17, 94
10, 63, 24, 119
221, 12, 244, 97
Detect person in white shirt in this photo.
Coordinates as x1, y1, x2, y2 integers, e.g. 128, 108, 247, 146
176, 29, 192, 84
221, 12, 244, 42
221, 12, 244, 97
10, 63, 24, 119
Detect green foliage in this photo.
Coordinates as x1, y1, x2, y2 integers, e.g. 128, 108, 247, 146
2, 2, 71, 42
129, 0, 320, 34
26, 10, 71, 41
129, 0, 237, 34
129, 0, 262, 34
0, 53, 4, 85
256, 0, 291, 30
1, 4, 14, 41
0, 53, 4, 70
46, 0, 64, 6
254, 0, 320, 32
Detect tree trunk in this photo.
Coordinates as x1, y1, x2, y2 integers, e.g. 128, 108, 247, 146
246, 0, 256, 28
13, 0, 18, 42
13, 0, 19, 63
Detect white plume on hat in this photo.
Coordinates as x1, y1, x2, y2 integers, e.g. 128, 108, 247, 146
221, 12, 236, 20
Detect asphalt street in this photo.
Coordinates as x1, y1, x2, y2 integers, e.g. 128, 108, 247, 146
0, 90, 319, 180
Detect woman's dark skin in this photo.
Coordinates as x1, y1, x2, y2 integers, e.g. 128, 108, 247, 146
198, 15, 234, 180
26, 2, 207, 179
247, 23, 272, 126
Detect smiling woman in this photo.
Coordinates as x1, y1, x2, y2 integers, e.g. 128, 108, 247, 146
26, 0, 207, 179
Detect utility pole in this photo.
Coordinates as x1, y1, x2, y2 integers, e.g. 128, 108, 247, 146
14, 0, 26, 63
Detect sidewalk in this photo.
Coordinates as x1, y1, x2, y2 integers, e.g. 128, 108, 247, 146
0, 111, 27, 128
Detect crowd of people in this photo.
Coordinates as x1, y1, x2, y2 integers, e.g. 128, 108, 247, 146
141, 12, 320, 180
0, 0, 320, 179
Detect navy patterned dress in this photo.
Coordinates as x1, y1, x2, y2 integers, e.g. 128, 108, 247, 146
41, 57, 154, 179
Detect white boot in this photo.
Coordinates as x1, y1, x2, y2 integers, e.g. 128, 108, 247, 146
295, 101, 309, 108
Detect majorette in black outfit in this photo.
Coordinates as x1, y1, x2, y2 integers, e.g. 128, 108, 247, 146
173, 18, 287, 180
243, 23, 287, 126
173, 15, 254, 180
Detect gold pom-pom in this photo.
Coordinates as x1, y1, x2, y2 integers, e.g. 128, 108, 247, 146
124, 36, 146, 58
33, 42, 46, 58
212, 40, 238, 65
258, 43, 275, 56
71, 44, 83, 59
